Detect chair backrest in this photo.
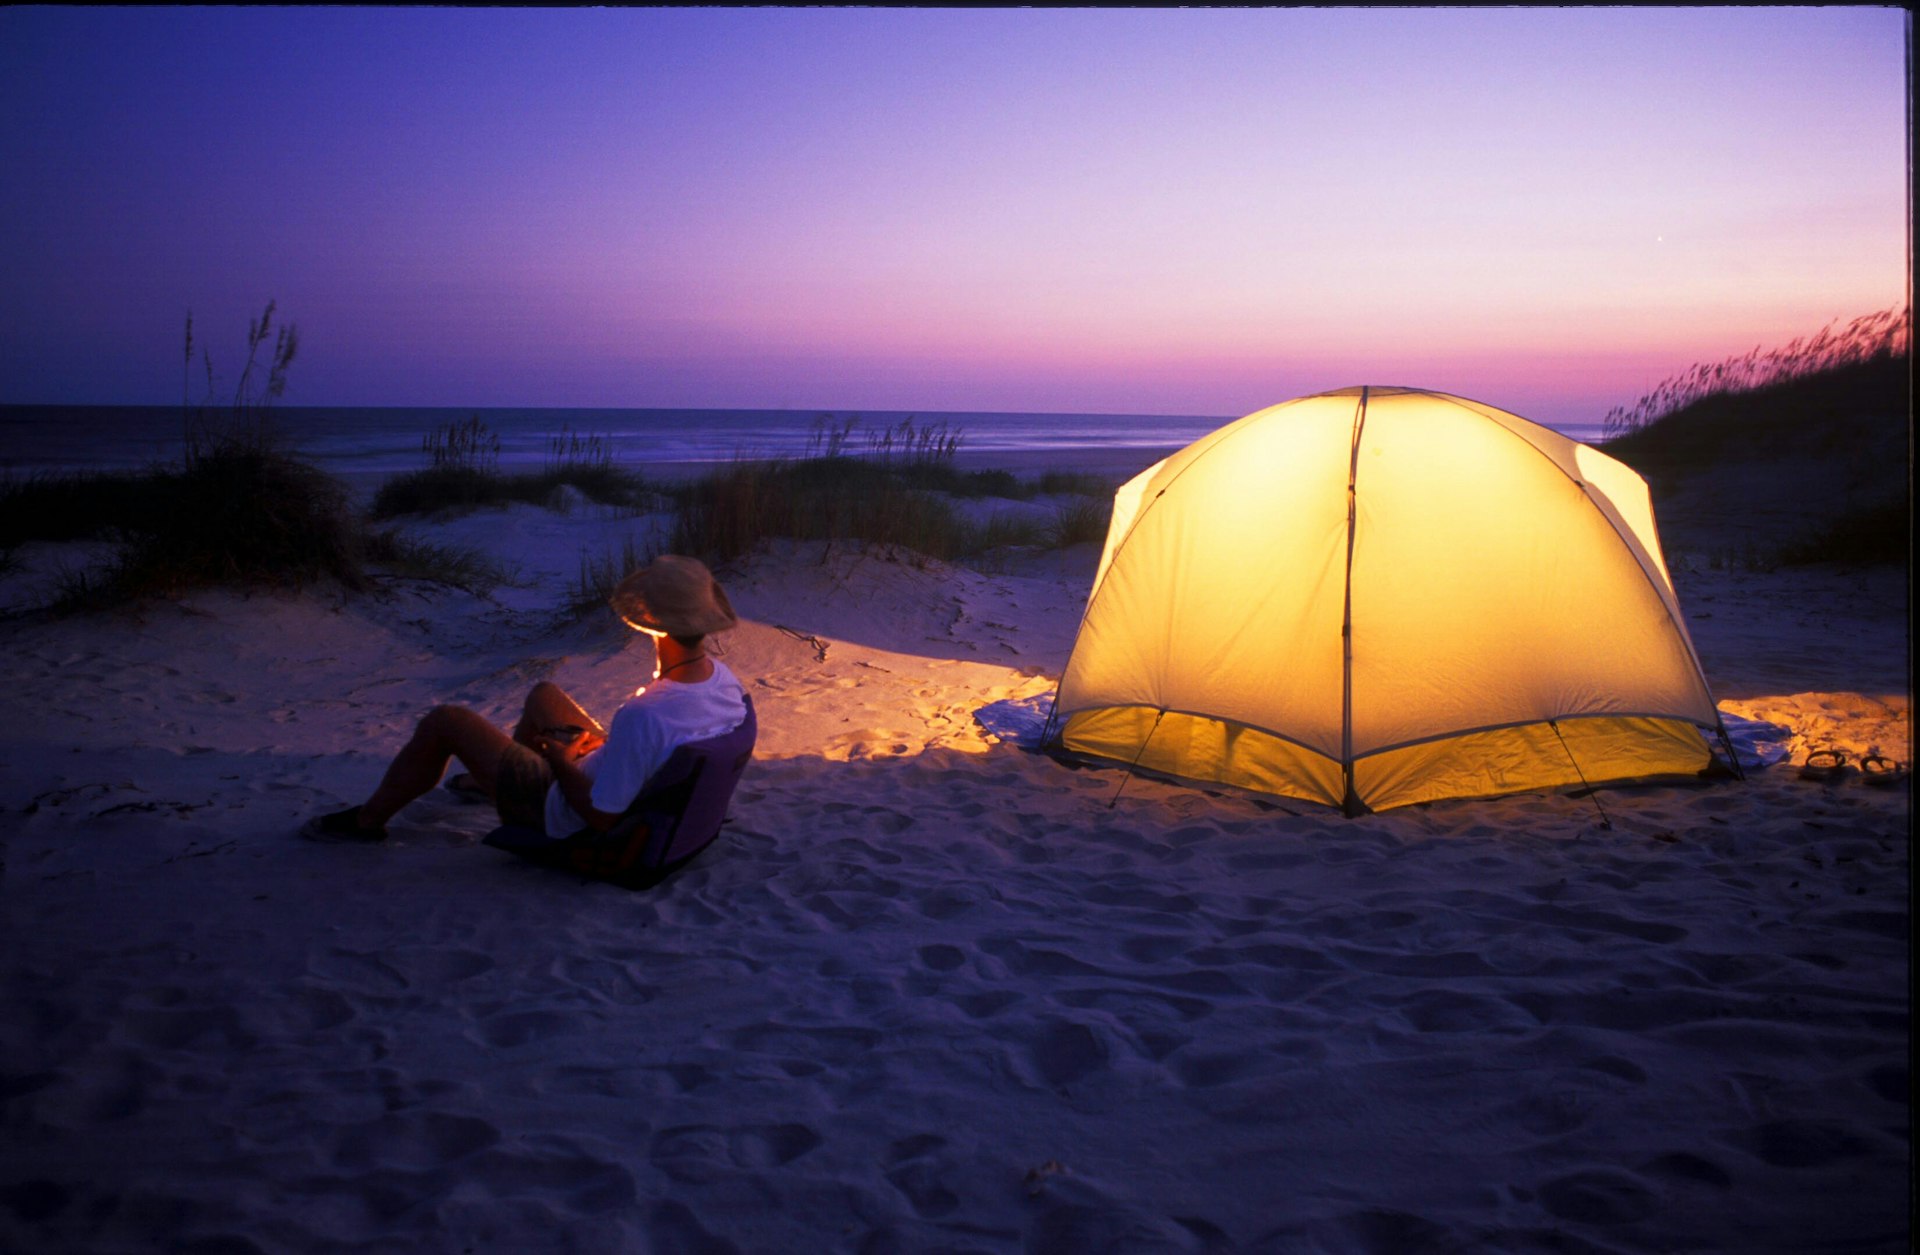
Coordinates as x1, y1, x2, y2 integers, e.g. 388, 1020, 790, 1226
484, 694, 756, 888
611, 693, 758, 873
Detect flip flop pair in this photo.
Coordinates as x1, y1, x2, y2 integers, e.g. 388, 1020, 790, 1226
1859, 755, 1910, 788
1798, 749, 1910, 787
1798, 749, 1848, 783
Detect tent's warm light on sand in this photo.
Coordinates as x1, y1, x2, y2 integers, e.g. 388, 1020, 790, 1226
1718, 691, 1910, 768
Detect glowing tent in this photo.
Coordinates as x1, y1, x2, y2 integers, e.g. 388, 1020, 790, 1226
1046, 386, 1734, 814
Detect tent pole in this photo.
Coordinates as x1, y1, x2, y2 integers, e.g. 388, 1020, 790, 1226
1713, 715, 1746, 781
1340, 389, 1368, 818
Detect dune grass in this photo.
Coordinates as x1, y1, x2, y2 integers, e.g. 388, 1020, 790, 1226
5, 305, 507, 612
566, 533, 657, 622
370, 417, 651, 519
1600, 351, 1910, 472
1599, 309, 1910, 569
1048, 496, 1112, 548
1601, 305, 1909, 442
667, 418, 1117, 566
670, 456, 970, 564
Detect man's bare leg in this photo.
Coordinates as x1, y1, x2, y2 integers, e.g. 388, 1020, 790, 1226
356, 705, 517, 830
512, 681, 606, 747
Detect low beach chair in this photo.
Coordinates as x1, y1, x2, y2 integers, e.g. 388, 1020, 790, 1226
483, 695, 757, 889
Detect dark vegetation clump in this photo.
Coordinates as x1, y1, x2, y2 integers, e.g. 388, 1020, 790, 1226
0, 468, 177, 546
1773, 499, 1908, 567
370, 418, 651, 519
666, 416, 1115, 565
1600, 305, 1908, 442
669, 456, 973, 564
1600, 349, 1909, 470
2, 304, 502, 612
2, 317, 1127, 611
43, 304, 368, 608
1599, 305, 1910, 569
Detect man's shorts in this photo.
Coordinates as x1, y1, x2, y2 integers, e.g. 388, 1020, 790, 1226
493, 742, 554, 830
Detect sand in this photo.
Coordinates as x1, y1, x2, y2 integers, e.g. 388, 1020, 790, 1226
0, 467, 1909, 1252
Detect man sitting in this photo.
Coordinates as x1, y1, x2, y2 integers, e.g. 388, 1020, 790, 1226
304, 555, 746, 842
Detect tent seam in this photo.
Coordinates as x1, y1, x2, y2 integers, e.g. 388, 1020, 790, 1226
1049, 399, 1321, 745
1058, 703, 1718, 765
1433, 390, 1723, 726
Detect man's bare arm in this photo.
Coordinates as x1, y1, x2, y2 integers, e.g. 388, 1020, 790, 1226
539, 739, 621, 832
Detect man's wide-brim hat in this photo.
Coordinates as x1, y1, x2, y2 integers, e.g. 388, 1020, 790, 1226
610, 556, 739, 637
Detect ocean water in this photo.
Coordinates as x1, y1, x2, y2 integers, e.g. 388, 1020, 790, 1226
0, 404, 1610, 480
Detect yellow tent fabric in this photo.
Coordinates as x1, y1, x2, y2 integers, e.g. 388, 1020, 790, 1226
1050, 387, 1724, 813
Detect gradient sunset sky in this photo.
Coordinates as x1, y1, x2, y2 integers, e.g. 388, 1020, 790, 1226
0, 6, 1908, 429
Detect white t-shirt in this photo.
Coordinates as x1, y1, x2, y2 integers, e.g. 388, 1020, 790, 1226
543, 661, 748, 838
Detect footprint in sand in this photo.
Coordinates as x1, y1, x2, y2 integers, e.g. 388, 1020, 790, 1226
644, 1200, 736, 1250
955, 990, 1022, 1019
472, 1009, 573, 1050
650, 1121, 821, 1184
32, 1053, 155, 1126
387, 946, 497, 986
884, 1133, 959, 1218
328, 1111, 501, 1171
1743, 1118, 1879, 1168
1026, 1019, 1109, 1089
1536, 1168, 1656, 1225
551, 955, 660, 1004
1638, 1151, 1733, 1190
916, 944, 967, 972
727, 1123, 822, 1169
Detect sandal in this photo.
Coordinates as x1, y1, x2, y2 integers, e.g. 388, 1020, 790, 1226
300, 806, 388, 843
444, 773, 491, 803
1798, 749, 1848, 783
1859, 755, 1910, 788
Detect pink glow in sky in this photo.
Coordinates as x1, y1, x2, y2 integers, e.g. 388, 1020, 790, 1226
0, 7, 1908, 428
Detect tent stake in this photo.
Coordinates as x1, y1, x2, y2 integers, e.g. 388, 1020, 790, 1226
1109, 710, 1167, 809
1549, 719, 1612, 830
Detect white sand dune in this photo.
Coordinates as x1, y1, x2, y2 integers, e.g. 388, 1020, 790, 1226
0, 492, 1908, 1252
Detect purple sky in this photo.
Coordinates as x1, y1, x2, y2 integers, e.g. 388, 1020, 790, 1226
0, 7, 1908, 427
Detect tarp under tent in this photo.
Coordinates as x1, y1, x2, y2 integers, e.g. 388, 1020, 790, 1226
1045, 386, 1736, 814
